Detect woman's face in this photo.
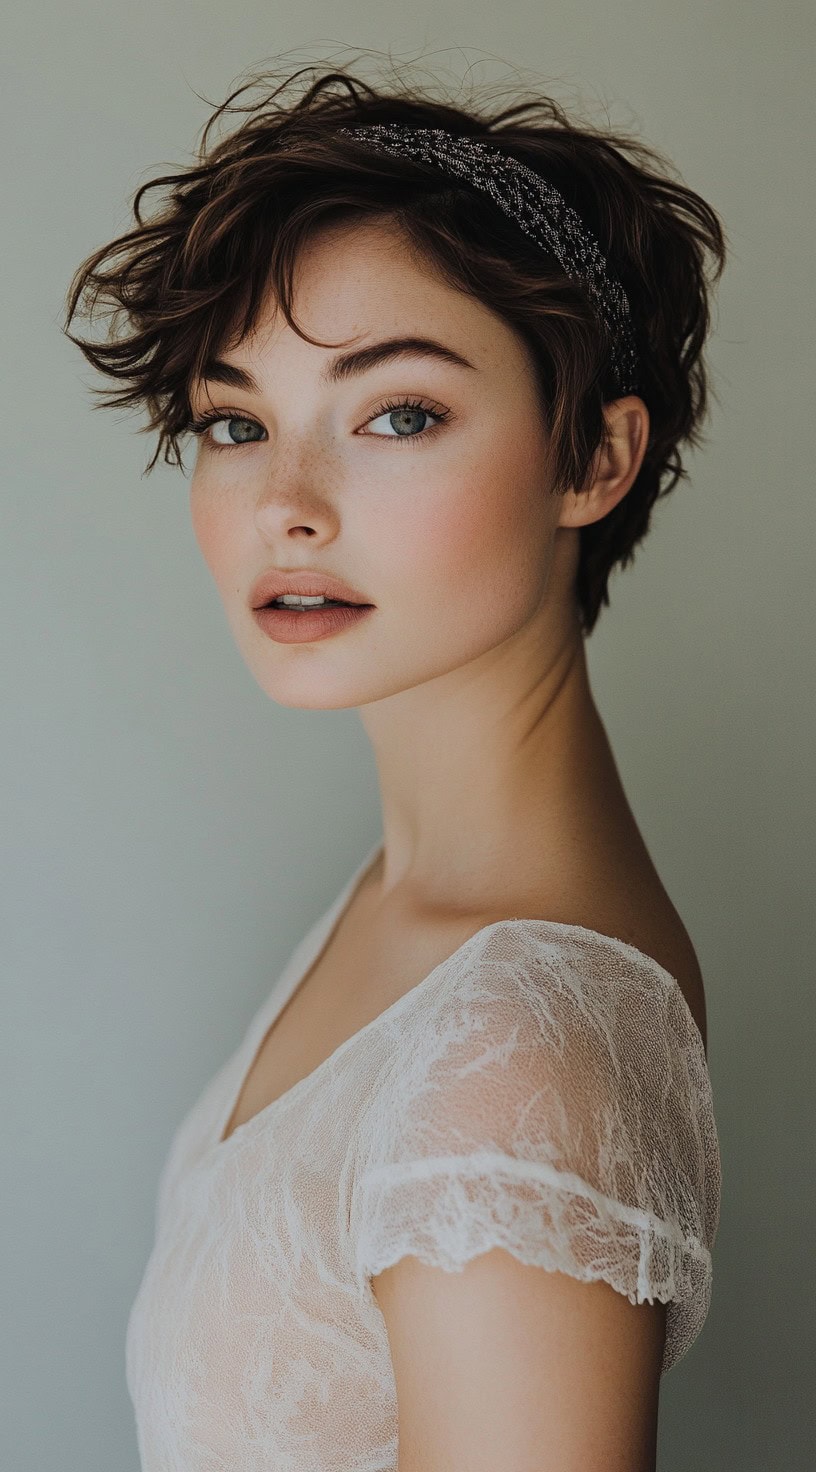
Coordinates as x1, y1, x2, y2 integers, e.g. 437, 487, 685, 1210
188, 217, 571, 710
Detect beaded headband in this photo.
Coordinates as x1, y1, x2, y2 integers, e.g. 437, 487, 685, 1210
337, 123, 641, 396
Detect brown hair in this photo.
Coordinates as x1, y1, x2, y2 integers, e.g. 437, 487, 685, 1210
63, 57, 728, 634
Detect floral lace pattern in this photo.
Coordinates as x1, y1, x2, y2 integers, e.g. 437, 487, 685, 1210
125, 842, 720, 1471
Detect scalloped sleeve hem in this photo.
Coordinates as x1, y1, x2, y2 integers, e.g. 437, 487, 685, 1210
355, 1152, 713, 1377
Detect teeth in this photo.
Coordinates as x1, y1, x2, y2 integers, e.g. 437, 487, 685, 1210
278, 594, 334, 606
267, 592, 362, 609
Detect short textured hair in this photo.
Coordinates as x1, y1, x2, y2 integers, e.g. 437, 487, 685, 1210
63, 58, 728, 634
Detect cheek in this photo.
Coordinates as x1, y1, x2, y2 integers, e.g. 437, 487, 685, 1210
189, 475, 243, 591
389, 441, 551, 627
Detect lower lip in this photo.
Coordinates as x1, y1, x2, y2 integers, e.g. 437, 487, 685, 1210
252, 603, 375, 643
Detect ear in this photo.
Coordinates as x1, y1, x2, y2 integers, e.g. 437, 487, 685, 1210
556, 397, 650, 530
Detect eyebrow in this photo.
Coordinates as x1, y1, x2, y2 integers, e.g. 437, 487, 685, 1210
197, 335, 478, 394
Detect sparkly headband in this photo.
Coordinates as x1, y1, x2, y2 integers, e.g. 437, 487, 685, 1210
337, 123, 640, 396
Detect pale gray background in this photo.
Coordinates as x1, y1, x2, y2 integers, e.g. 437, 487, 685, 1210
2, 5, 813, 1469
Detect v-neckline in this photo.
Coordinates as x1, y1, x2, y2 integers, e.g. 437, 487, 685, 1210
212, 838, 385, 1151
210, 839, 702, 1155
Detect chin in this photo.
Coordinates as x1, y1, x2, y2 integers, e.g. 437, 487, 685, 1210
243, 661, 378, 711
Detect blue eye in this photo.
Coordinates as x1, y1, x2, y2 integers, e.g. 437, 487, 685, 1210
364, 399, 449, 442
189, 413, 266, 447
363, 398, 450, 445
187, 396, 451, 451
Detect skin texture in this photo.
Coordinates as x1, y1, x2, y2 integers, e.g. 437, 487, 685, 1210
188, 216, 693, 1469
373, 1246, 665, 1472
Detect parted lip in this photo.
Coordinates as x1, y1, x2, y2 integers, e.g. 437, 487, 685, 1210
250, 568, 373, 609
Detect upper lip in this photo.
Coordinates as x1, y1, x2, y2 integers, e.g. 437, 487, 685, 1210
249, 569, 373, 608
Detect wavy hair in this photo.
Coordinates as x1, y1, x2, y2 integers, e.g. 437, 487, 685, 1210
63, 57, 728, 633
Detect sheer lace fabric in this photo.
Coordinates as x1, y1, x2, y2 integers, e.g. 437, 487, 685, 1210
126, 842, 721, 1471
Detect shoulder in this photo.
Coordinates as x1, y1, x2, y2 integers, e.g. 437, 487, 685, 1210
568, 889, 709, 1055
479, 874, 709, 1055
361, 915, 712, 1151
355, 919, 720, 1466
424, 914, 706, 1079
355, 917, 720, 1285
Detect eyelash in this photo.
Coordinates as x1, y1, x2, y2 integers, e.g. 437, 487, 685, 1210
187, 397, 452, 451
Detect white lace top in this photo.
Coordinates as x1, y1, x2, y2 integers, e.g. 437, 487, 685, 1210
126, 839, 721, 1471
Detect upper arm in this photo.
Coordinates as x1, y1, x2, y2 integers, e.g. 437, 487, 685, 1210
372, 1245, 665, 1472
353, 929, 720, 1464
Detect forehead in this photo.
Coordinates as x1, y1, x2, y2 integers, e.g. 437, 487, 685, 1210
214, 216, 533, 383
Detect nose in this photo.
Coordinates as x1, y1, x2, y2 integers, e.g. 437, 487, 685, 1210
253, 466, 340, 545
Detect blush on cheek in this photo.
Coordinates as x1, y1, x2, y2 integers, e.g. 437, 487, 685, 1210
391, 492, 530, 658
419, 469, 530, 600
189, 484, 238, 589
426, 468, 553, 642
414, 471, 493, 565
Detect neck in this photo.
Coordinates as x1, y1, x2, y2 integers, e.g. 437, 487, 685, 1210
359, 593, 635, 919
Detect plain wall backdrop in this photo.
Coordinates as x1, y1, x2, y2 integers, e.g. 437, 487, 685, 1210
2, 7, 814, 1470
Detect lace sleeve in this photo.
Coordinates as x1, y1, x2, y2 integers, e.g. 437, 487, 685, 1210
352, 923, 721, 1376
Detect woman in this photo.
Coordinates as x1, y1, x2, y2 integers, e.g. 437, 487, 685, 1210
65, 58, 726, 1472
